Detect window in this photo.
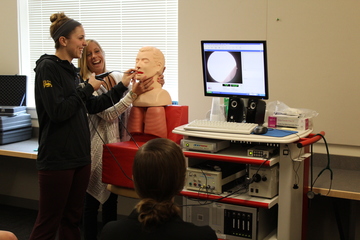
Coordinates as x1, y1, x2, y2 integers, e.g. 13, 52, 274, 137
19, 0, 178, 108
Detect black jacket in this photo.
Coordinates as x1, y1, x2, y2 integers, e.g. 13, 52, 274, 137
34, 54, 127, 170
100, 210, 218, 240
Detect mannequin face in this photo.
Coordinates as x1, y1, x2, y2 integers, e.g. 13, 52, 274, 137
85, 41, 105, 75
135, 48, 163, 81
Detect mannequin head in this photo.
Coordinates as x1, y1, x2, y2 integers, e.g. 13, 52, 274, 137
135, 46, 165, 81
132, 46, 172, 107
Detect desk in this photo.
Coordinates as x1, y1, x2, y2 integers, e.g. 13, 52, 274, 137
0, 139, 39, 208
0, 138, 38, 159
310, 166, 360, 201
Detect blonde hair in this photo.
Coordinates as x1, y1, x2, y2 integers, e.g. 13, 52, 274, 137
78, 39, 107, 80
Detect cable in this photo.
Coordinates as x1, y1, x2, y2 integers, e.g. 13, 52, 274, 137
307, 133, 332, 199
310, 133, 333, 196
288, 145, 303, 188
76, 77, 139, 182
181, 183, 248, 208
100, 80, 141, 180
181, 155, 270, 208
247, 155, 271, 185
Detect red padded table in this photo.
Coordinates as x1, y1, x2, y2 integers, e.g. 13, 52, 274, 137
102, 105, 188, 189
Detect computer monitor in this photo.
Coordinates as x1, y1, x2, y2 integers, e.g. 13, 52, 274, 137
201, 40, 269, 100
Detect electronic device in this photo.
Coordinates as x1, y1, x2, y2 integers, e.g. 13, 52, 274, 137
248, 164, 279, 198
95, 70, 142, 80
184, 119, 257, 135
185, 160, 246, 194
252, 126, 268, 135
245, 99, 266, 124
227, 97, 244, 122
181, 137, 230, 153
183, 198, 277, 240
201, 40, 269, 100
247, 146, 278, 158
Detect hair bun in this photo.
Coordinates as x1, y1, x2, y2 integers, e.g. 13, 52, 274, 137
50, 12, 66, 23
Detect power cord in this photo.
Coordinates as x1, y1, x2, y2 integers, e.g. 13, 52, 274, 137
308, 133, 332, 199
287, 145, 303, 189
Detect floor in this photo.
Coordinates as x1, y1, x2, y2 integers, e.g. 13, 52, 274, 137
1, 197, 359, 240
0, 204, 105, 240
0, 204, 37, 240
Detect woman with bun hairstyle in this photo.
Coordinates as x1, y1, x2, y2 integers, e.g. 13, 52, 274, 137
29, 12, 150, 240
100, 138, 217, 240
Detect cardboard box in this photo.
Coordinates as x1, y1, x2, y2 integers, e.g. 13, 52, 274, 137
268, 115, 313, 130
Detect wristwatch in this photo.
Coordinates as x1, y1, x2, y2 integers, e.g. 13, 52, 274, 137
129, 90, 138, 100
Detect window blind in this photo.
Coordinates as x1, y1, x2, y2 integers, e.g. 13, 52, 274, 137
23, 0, 178, 107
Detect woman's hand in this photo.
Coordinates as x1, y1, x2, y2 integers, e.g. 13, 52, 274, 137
88, 73, 102, 90
120, 69, 138, 87
131, 77, 154, 96
158, 66, 166, 86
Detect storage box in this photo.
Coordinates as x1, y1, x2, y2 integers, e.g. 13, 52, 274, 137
0, 113, 32, 131
0, 113, 32, 144
268, 115, 313, 130
0, 127, 32, 145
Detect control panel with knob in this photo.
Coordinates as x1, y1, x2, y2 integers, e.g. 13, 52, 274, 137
248, 164, 279, 198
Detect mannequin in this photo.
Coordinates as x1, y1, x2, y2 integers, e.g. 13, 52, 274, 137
127, 46, 172, 139
133, 46, 172, 107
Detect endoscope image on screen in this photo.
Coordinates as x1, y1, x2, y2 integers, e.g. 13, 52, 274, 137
201, 41, 269, 99
205, 51, 242, 84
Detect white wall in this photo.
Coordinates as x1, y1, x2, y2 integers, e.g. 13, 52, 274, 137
0, 0, 19, 75
178, 0, 360, 157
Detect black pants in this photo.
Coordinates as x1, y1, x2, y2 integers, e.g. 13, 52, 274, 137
83, 192, 118, 240
30, 164, 91, 240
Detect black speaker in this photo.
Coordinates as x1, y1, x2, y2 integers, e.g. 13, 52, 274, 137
246, 99, 266, 124
227, 97, 244, 122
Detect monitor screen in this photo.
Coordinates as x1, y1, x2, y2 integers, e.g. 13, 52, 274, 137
201, 40, 269, 99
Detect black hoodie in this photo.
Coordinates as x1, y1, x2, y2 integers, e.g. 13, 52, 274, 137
34, 54, 128, 170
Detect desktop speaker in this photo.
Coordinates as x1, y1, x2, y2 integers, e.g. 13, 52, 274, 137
227, 97, 244, 122
246, 99, 266, 124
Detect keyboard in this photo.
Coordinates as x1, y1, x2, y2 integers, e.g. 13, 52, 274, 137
184, 119, 258, 135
